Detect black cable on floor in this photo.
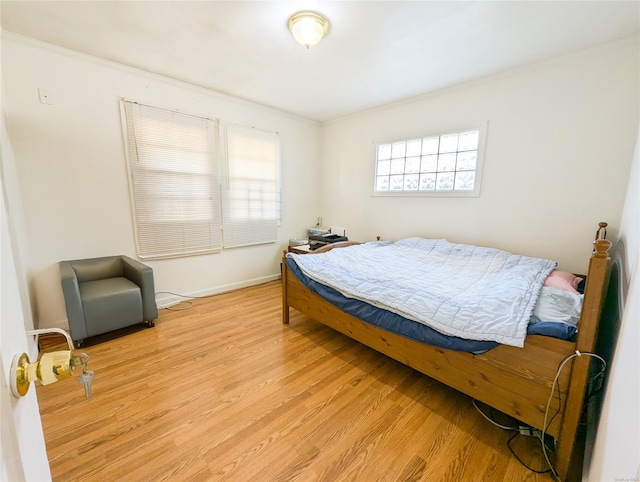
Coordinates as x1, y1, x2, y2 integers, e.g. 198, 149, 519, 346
507, 432, 551, 474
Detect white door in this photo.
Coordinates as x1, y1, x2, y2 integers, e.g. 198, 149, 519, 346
0, 180, 52, 481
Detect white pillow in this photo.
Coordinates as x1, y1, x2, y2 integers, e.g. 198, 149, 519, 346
533, 286, 583, 327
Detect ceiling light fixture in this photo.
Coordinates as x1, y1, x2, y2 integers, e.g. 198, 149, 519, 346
288, 11, 329, 49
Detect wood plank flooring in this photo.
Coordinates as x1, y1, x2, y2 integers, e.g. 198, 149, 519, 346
36, 280, 553, 481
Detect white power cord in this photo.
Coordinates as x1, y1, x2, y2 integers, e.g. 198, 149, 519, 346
542, 350, 606, 480
472, 399, 518, 430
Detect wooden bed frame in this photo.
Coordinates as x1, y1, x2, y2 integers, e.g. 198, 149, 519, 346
281, 223, 611, 481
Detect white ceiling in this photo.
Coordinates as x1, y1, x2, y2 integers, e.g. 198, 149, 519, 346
1, 1, 639, 122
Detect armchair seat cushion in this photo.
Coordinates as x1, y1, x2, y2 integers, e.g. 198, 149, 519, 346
79, 277, 143, 337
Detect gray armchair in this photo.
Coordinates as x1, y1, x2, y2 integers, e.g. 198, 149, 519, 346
60, 255, 158, 347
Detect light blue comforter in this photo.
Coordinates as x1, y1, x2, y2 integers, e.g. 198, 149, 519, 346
288, 238, 556, 347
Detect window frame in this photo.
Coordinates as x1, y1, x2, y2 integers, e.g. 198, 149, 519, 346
372, 122, 488, 198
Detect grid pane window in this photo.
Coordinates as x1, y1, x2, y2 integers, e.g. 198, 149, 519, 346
375, 128, 481, 194
419, 173, 436, 190
422, 137, 439, 155
405, 157, 420, 173
421, 155, 438, 172
404, 173, 419, 191
406, 139, 422, 157
390, 158, 405, 174
391, 142, 406, 159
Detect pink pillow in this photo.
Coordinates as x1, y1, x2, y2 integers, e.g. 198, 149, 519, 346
544, 270, 583, 295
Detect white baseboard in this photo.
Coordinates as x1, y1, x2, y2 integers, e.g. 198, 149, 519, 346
155, 274, 281, 309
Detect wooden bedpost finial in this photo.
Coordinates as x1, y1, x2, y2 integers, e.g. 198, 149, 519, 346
593, 238, 612, 258
595, 222, 608, 241
593, 222, 610, 257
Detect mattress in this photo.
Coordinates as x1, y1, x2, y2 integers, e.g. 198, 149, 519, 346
285, 255, 578, 354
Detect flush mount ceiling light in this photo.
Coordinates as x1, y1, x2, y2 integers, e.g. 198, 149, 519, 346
288, 11, 330, 49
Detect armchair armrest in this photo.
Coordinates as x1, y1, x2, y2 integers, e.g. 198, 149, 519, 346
121, 256, 158, 321
59, 261, 88, 340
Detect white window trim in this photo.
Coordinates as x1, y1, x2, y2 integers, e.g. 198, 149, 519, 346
371, 122, 488, 198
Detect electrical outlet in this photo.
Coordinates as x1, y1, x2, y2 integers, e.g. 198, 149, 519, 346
38, 88, 53, 105
317, 216, 322, 227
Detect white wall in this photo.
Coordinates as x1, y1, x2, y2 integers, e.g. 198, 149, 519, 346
587, 127, 640, 481
321, 39, 639, 274
2, 32, 322, 329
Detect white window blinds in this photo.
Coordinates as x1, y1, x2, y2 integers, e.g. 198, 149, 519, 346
220, 123, 279, 248
121, 100, 280, 259
122, 101, 222, 259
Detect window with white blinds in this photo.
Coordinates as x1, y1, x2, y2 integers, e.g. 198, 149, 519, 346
220, 123, 279, 248
121, 100, 279, 259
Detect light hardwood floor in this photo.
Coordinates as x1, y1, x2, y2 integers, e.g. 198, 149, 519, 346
37, 280, 553, 481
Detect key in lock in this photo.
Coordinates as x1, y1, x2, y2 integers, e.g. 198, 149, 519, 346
77, 370, 95, 399
70, 353, 93, 399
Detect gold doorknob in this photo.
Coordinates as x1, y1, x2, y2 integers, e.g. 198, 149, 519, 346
10, 350, 84, 397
